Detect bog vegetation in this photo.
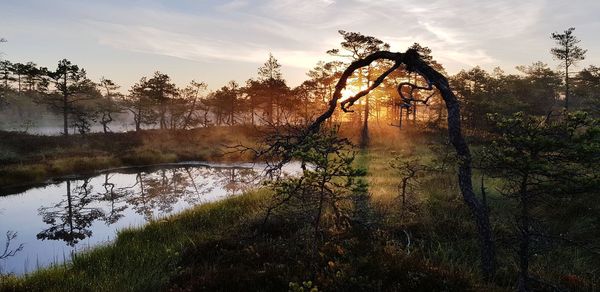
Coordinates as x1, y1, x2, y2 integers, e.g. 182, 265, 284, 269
0, 28, 599, 291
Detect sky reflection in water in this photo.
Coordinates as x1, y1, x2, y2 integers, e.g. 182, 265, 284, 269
0, 162, 298, 275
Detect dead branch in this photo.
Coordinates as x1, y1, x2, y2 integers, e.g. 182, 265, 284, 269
0, 231, 24, 260
304, 48, 496, 279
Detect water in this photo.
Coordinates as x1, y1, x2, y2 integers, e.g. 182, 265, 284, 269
0, 162, 298, 275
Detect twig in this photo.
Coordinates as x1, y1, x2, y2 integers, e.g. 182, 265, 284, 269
0, 231, 24, 260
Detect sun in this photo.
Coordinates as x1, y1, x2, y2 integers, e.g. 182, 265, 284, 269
340, 87, 358, 102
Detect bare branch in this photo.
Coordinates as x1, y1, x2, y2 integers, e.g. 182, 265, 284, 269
0, 231, 24, 260
340, 61, 401, 112
308, 51, 403, 132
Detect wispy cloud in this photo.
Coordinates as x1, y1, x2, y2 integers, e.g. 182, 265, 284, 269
3, 0, 599, 89
77, 0, 551, 72
92, 21, 325, 69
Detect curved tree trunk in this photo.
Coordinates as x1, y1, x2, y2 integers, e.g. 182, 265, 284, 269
308, 49, 495, 280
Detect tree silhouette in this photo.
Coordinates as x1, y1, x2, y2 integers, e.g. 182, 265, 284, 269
213, 167, 258, 196
37, 180, 105, 246
45, 59, 99, 136
551, 27, 587, 110
176, 80, 208, 129
22, 62, 49, 92
256, 53, 289, 125
125, 77, 159, 131
97, 174, 129, 225
97, 77, 123, 134
573, 65, 600, 115
304, 61, 344, 125
208, 81, 241, 125
483, 112, 600, 291
258, 53, 282, 80
0, 61, 13, 89
305, 48, 496, 279
180, 167, 214, 205
10, 62, 26, 93
126, 170, 191, 220
0, 231, 23, 261
129, 72, 179, 129
328, 30, 390, 147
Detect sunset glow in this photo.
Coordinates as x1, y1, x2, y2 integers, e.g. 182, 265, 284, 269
1, 1, 599, 290
340, 87, 358, 102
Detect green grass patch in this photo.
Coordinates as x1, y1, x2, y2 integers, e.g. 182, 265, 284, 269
1, 189, 270, 291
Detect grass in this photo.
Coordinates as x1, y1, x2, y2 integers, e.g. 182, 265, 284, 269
0, 189, 270, 291
0, 186, 476, 291
1, 123, 597, 291
0, 126, 258, 192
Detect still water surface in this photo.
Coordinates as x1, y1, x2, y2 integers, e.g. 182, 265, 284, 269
0, 162, 298, 275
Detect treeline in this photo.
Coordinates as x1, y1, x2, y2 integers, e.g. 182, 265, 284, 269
0, 29, 598, 136
453, 63, 600, 133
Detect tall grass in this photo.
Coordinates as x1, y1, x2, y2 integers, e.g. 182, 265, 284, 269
1, 124, 596, 291
0, 126, 258, 190
0, 190, 270, 291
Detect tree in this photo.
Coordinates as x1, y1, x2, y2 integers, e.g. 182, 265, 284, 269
126, 77, 159, 131
450, 63, 562, 132
0, 60, 13, 89
515, 62, 562, 114
572, 65, 600, 115
130, 72, 179, 129
258, 53, 282, 80
483, 112, 599, 291
97, 77, 123, 133
175, 80, 208, 129
242, 79, 265, 126
207, 81, 241, 125
0, 231, 23, 261
390, 156, 426, 220
305, 61, 344, 125
328, 30, 390, 147
290, 81, 320, 124
45, 59, 99, 136
37, 179, 105, 246
97, 174, 128, 225
22, 62, 48, 92
551, 27, 587, 110
262, 126, 367, 240
303, 48, 496, 280
256, 53, 289, 125
0, 60, 12, 107
10, 62, 26, 93
0, 38, 6, 106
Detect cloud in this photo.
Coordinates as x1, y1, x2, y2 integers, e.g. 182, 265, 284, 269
93, 21, 325, 69
216, 0, 249, 12
52, 0, 568, 75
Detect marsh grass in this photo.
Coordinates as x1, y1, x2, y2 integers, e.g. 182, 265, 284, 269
0, 126, 258, 190
0, 189, 270, 291
1, 124, 597, 291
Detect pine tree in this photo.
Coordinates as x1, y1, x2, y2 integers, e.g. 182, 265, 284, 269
551, 27, 587, 110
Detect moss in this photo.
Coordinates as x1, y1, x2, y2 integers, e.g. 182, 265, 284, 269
0, 127, 257, 190
0, 164, 46, 185
120, 148, 178, 165
49, 156, 119, 174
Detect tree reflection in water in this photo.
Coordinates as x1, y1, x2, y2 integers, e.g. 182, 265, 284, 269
215, 168, 259, 196
37, 179, 105, 246
97, 174, 129, 225
35, 165, 261, 246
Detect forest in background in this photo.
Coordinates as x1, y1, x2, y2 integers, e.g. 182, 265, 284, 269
1, 30, 598, 137
0, 28, 599, 292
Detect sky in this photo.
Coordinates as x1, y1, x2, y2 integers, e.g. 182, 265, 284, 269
1, 0, 599, 91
